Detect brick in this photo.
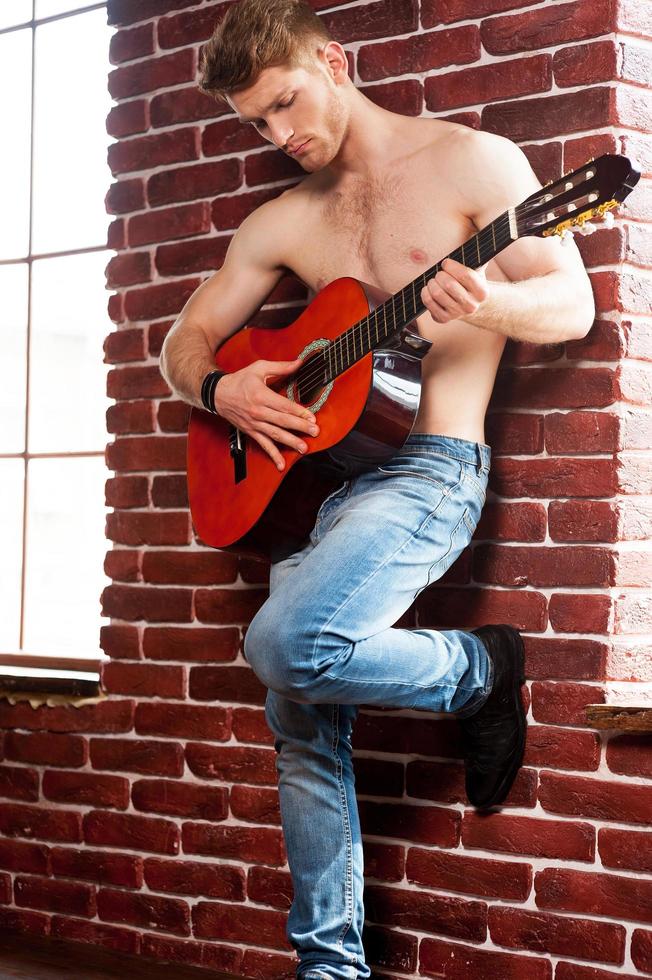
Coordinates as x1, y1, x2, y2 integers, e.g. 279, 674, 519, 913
100, 583, 192, 622
4, 731, 87, 768
491, 457, 616, 498
548, 593, 612, 633
598, 827, 652, 874
158, 6, 222, 48
536, 866, 652, 924
106, 100, 148, 139
157, 399, 192, 432
247, 867, 293, 910
231, 707, 274, 745
106, 400, 155, 436
201, 117, 266, 157
482, 0, 615, 55
606, 733, 652, 778
194, 588, 268, 625
554, 39, 618, 86
0, 839, 49, 874
105, 178, 145, 215
193, 900, 288, 948
105, 251, 151, 288
108, 49, 194, 99
418, 585, 547, 633
358, 800, 460, 848
524, 724, 600, 771
90, 737, 184, 777
488, 906, 624, 963
229, 785, 281, 825
50, 847, 142, 887
140, 935, 242, 974
84, 811, 180, 855
104, 475, 149, 508
0, 803, 81, 843
43, 770, 129, 809
539, 770, 652, 825
474, 544, 612, 587
548, 500, 619, 542
420, 937, 552, 980
123, 278, 201, 321
428, 54, 551, 113
150, 473, 190, 506
483, 87, 612, 142
155, 236, 230, 276
128, 202, 211, 246
108, 365, 169, 401
100, 623, 142, 659
485, 411, 543, 453
104, 327, 146, 363
532, 681, 605, 726
212, 187, 281, 231
101, 661, 185, 698
109, 23, 153, 64
182, 823, 285, 866
0, 907, 50, 937
188, 665, 266, 705
476, 502, 547, 541
107, 436, 185, 479
321, 0, 418, 43
105, 549, 140, 586
406, 758, 537, 809
147, 159, 241, 207
364, 883, 486, 942
492, 368, 616, 410
0, 700, 134, 733
150, 85, 226, 128
144, 857, 245, 900
544, 410, 620, 453
108, 128, 198, 176
632, 929, 652, 973
15, 875, 95, 918
143, 626, 240, 668
108, 506, 186, 548
185, 744, 277, 785
0, 764, 39, 802
462, 812, 595, 861
359, 26, 478, 83
51, 917, 140, 955
132, 778, 227, 820
406, 847, 531, 901
142, 549, 238, 585
135, 702, 230, 740
98, 888, 190, 935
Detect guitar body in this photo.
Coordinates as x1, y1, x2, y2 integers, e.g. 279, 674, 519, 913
187, 276, 432, 561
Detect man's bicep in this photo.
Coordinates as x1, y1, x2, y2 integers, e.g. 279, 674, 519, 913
179, 200, 288, 352
463, 130, 590, 285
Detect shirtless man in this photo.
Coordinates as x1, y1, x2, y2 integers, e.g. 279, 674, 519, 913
160, 2, 595, 976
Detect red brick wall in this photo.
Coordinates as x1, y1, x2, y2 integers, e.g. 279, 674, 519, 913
0, 1, 651, 977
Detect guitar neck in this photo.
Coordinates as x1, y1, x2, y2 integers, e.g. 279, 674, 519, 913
325, 209, 516, 379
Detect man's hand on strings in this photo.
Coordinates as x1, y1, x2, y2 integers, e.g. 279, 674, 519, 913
421, 257, 490, 324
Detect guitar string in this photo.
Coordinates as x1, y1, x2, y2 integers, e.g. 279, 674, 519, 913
293, 181, 593, 396
296, 178, 589, 389
292, 216, 514, 396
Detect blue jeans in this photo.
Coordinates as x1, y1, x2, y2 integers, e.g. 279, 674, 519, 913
243, 433, 493, 978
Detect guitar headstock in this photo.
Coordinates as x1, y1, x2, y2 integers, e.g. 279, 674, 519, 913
516, 153, 641, 244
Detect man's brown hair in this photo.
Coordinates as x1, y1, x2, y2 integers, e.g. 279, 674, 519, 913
199, 0, 335, 106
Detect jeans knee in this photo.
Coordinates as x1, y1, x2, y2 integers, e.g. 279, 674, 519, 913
244, 603, 314, 697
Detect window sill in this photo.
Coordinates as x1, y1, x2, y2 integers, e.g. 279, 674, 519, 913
586, 704, 652, 732
0, 663, 101, 698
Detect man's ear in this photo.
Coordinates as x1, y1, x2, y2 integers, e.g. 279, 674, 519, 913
321, 40, 349, 83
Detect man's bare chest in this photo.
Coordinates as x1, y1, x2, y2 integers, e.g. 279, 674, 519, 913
287, 170, 478, 301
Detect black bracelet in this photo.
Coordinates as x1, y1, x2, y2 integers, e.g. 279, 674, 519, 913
201, 370, 228, 414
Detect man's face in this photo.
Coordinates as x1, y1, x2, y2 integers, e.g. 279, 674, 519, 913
227, 57, 348, 173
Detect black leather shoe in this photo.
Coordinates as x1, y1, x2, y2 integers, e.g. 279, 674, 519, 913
459, 624, 526, 809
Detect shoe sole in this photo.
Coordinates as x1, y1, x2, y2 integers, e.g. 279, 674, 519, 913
474, 625, 527, 810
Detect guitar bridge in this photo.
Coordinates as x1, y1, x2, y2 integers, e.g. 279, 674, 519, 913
228, 425, 247, 483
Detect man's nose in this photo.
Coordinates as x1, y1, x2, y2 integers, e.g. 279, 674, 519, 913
269, 122, 293, 150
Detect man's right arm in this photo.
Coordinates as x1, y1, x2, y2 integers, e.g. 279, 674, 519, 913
159, 196, 320, 470
159, 197, 286, 410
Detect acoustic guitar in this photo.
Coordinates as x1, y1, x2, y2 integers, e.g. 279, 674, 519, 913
186, 153, 640, 561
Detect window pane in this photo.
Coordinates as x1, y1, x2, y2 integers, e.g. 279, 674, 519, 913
0, 29, 32, 260
29, 251, 111, 453
0, 263, 29, 452
32, 8, 112, 253
23, 456, 109, 657
0, 3, 32, 30
0, 460, 25, 653
35, 0, 98, 16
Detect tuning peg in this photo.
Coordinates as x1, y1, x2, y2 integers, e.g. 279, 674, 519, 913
602, 211, 615, 229
576, 222, 597, 236
560, 229, 574, 246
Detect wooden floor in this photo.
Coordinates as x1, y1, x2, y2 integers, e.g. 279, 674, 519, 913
0, 934, 237, 980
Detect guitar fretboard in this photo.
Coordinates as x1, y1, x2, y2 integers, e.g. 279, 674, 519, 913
297, 210, 515, 401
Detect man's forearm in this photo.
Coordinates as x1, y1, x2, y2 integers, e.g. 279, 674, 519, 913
160, 320, 218, 411
462, 271, 595, 345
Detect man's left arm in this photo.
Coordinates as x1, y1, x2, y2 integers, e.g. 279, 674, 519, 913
422, 130, 596, 344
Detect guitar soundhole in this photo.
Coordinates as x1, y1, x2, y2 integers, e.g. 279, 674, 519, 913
286, 339, 333, 412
